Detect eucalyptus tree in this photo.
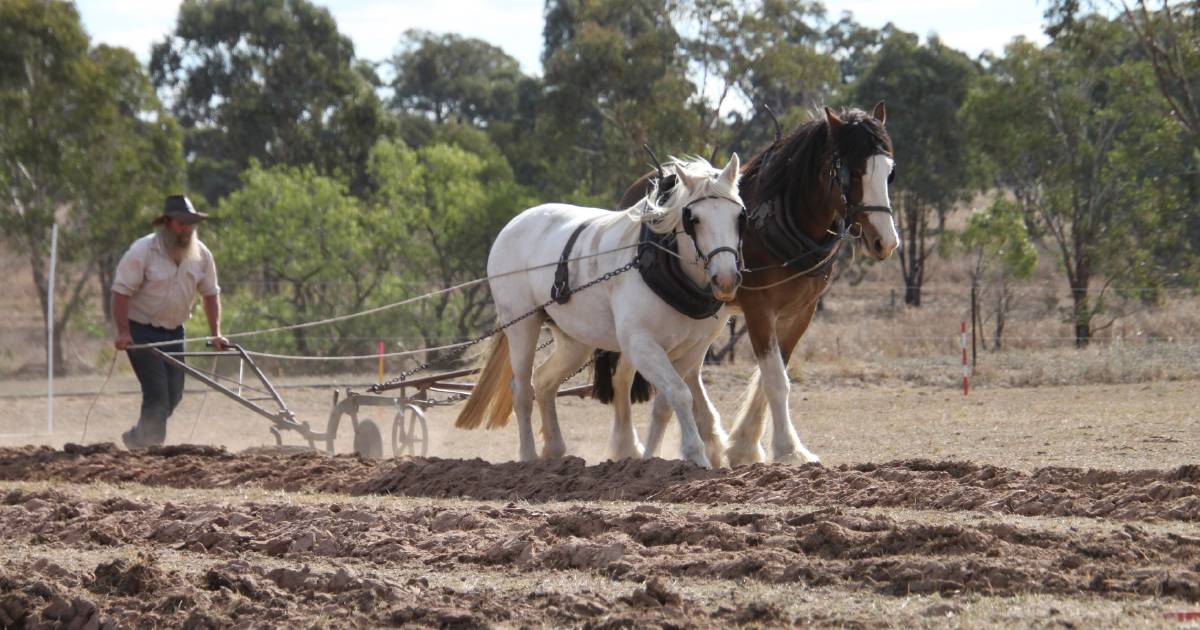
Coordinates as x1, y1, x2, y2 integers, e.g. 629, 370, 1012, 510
0, 0, 182, 373
852, 28, 979, 306
150, 0, 392, 202
955, 200, 1038, 349
964, 15, 1187, 345
539, 0, 698, 203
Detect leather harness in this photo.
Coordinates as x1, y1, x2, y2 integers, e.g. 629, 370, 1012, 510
747, 147, 895, 276
550, 178, 743, 319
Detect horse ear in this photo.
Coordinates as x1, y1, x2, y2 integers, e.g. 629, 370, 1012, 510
825, 106, 844, 129
872, 100, 887, 125
673, 164, 700, 193
719, 152, 740, 188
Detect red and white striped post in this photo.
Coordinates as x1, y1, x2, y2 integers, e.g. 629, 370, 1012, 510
961, 321, 970, 396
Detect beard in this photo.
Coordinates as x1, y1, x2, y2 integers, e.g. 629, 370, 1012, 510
157, 225, 200, 263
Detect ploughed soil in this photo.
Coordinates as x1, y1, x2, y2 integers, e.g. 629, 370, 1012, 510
1, 444, 1198, 521
1, 445, 1198, 628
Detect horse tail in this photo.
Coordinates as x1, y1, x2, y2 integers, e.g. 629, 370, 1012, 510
631, 371, 654, 404
591, 350, 617, 404
455, 335, 514, 430
591, 350, 654, 405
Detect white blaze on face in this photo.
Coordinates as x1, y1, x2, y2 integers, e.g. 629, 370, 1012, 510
690, 195, 743, 300
861, 154, 899, 258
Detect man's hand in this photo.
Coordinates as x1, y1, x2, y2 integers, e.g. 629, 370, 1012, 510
211, 336, 230, 351
115, 331, 132, 351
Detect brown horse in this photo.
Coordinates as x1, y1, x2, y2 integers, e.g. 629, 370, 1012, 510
600, 103, 897, 466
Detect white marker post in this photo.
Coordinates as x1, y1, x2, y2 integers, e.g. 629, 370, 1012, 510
47, 222, 58, 434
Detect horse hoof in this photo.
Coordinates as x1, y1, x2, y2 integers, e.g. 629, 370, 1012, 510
684, 450, 712, 470
611, 440, 644, 461
541, 445, 567, 460
774, 449, 820, 466
725, 443, 766, 467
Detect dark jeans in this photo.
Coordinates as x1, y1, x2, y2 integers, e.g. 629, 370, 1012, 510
125, 321, 186, 447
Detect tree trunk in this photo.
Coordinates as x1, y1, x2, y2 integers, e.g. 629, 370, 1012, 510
899, 192, 927, 307
1070, 278, 1091, 348
99, 253, 116, 325
904, 283, 922, 307
993, 289, 1007, 351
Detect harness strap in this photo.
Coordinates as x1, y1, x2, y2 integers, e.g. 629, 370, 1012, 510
551, 220, 592, 304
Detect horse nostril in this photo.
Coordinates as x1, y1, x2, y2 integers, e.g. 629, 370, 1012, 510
733, 271, 743, 287
874, 238, 883, 253
711, 274, 720, 286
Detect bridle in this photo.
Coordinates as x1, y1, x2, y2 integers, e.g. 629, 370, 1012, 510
677, 193, 747, 271
829, 148, 896, 222
645, 147, 748, 274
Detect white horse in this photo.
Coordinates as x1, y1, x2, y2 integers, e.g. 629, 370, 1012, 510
455, 155, 744, 468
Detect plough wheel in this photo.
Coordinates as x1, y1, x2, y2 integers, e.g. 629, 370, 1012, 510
392, 404, 429, 457
353, 418, 384, 459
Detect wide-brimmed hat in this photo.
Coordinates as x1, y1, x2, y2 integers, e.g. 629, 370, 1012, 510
154, 194, 208, 225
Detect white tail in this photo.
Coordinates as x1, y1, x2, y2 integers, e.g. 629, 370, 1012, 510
454, 334, 515, 430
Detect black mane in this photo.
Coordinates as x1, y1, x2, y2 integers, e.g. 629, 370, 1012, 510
741, 108, 892, 214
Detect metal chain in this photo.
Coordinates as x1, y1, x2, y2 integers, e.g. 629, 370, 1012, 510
368, 259, 637, 393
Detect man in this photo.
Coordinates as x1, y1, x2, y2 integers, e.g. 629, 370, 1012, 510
112, 194, 228, 449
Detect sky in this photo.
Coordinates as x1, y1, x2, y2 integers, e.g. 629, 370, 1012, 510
77, 0, 1052, 76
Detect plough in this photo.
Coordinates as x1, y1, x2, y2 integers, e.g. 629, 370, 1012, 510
152, 342, 590, 458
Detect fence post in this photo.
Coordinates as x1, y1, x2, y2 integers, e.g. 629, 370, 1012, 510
961, 320, 970, 396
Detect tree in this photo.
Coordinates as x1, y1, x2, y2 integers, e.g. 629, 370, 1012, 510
956, 199, 1037, 349
80, 46, 185, 328
389, 30, 523, 127
1119, 1, 1200, 266
368, 131, 534, 351
0, 1, 183, 374
150, 0, 392, 202
213, 162, 403, 361
964, 16, 1186, 345
681, 0, 840, 159
540, 0, 698, 202
852, 29, 979, 306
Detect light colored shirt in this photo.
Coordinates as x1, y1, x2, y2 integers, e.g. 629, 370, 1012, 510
112, 233, 220, 329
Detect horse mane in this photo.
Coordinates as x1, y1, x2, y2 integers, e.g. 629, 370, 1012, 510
740, 107, 892, 213
625, 156, 741, 235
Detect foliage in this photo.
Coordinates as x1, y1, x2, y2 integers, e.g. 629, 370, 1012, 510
389, 30, 523, 127
539, 0, 699, 201
0, 0, 182, 374
963, 14, 1188, 344
149, 0, 392, 202
956, 199, 1038, 349
214, 132, 530, 365
852, 28, 980, 306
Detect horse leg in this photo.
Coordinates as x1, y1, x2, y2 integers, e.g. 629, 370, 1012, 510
504, 316, 544, 463
685, 364, 728, 468
725, 300, 776, 466
768, 303, 821, 464
621, 335, 710, 469
642, 394, 672, 459
609, 356, 644, 460
532, 328, 592, 459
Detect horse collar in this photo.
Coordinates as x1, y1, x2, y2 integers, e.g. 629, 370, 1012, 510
748, 198, 845, 275
636, 224, 724, 319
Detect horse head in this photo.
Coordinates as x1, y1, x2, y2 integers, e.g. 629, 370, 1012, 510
636, 154, 746, 302
825, 101, 899, 260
